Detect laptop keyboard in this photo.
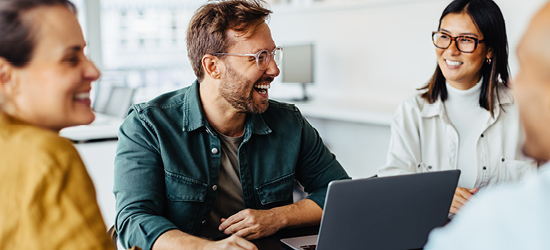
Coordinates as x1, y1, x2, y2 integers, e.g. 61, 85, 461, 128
300, 244, 316, 250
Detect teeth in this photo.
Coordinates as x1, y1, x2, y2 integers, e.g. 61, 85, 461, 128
254, 84, 270, 90
258, 89, 267, 94
74, 93, 90, 100
445, 59, 463, 66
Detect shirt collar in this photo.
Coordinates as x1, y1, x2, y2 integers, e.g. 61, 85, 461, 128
496, 87, 514, 105
421, 97, 446, 119
182, 80, 207, 132
0, 112, 29, 127
248, 112, 272, 135
539, 160, 550, 174
182, 79, 272, 136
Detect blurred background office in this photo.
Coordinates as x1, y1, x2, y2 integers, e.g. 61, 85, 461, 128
65, 0, 547, 228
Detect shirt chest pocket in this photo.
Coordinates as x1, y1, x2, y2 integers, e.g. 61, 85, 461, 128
164, 171, 208, 232
255, 172, 295, 208
165, 175, 207, 202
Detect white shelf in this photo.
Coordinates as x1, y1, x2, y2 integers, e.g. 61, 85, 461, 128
295, 100, 393, 126
60, 113, 124, 142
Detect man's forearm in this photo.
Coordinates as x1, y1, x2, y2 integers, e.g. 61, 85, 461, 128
152, 229, 257, 250
271, 199, 323, 229
152, 229, 207, 250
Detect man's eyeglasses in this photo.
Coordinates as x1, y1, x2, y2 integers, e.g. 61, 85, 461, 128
432, 31, 485, 53
213, 46, 283, 70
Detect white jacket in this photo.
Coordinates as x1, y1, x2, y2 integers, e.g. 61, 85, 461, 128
378, 88, 537, 189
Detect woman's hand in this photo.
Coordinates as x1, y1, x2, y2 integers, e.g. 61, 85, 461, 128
450, 187, 479, 214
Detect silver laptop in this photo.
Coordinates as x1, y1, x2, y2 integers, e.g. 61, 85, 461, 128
281, 170, 460, 250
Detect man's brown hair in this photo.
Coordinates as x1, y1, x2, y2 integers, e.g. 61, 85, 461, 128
186, 0, 271, 81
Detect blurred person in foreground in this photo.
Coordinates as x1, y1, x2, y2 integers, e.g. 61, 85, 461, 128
378, 0, 536, 216
424, 1, 550, 249
113, 0, 349, 250
0, 0, 139, 249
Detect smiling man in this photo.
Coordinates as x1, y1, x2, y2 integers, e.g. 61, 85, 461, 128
113, 1, 349, 250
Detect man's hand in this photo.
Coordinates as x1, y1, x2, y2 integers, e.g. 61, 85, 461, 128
152, 229, 257, 250
218, 199, 323, 240
202, 235, 258, 250
450, 187, 479, 214
219, 209, 284, 240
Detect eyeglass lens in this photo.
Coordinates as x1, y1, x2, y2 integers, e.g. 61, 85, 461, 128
257, 48, 283, 70
433, 33, 477, 53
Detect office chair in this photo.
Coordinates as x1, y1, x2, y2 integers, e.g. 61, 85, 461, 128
108, 224, 118, 250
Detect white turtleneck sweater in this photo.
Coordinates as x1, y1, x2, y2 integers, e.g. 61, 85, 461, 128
444, 80, 490, 189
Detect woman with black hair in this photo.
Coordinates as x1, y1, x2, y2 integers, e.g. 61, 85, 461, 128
378, 0, 536, 215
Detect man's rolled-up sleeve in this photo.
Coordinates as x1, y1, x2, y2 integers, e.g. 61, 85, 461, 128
113, 108, 179, 250
294, 113, 350, 208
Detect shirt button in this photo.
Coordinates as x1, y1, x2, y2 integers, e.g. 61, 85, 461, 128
502, 158, 505, 162
428, 166, 432, 169
211, 148, 219, 154
483, 166, 487, 170
202, 220, 206, 225
417, 164, 421, 168
481, 134, 484, 138
212, 185, 218, 191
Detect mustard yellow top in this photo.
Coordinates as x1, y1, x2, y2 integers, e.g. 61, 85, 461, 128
0, 112, 116, 250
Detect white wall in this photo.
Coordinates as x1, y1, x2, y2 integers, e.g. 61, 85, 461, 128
268, 0, 548, 111
75, 141, 118, 227
306, 117, 391, 178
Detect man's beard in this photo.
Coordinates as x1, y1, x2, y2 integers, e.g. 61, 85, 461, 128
219, 62, 273, 114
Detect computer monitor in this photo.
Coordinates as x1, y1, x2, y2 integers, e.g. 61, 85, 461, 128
100, 86, 136, 119
281, 43, 314, 101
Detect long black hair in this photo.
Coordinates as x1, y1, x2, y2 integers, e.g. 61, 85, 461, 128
420, 0, 509, 116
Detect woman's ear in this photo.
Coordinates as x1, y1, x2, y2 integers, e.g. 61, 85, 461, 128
487, 47, 494, 61
0, 58, 19, 99
0, 58, 12, 85
202, 54, 222, 80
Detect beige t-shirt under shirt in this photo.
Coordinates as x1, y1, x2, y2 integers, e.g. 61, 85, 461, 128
200, 132, 245, 239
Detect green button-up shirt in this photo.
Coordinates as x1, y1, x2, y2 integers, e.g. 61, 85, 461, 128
113, 80, 350, 249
